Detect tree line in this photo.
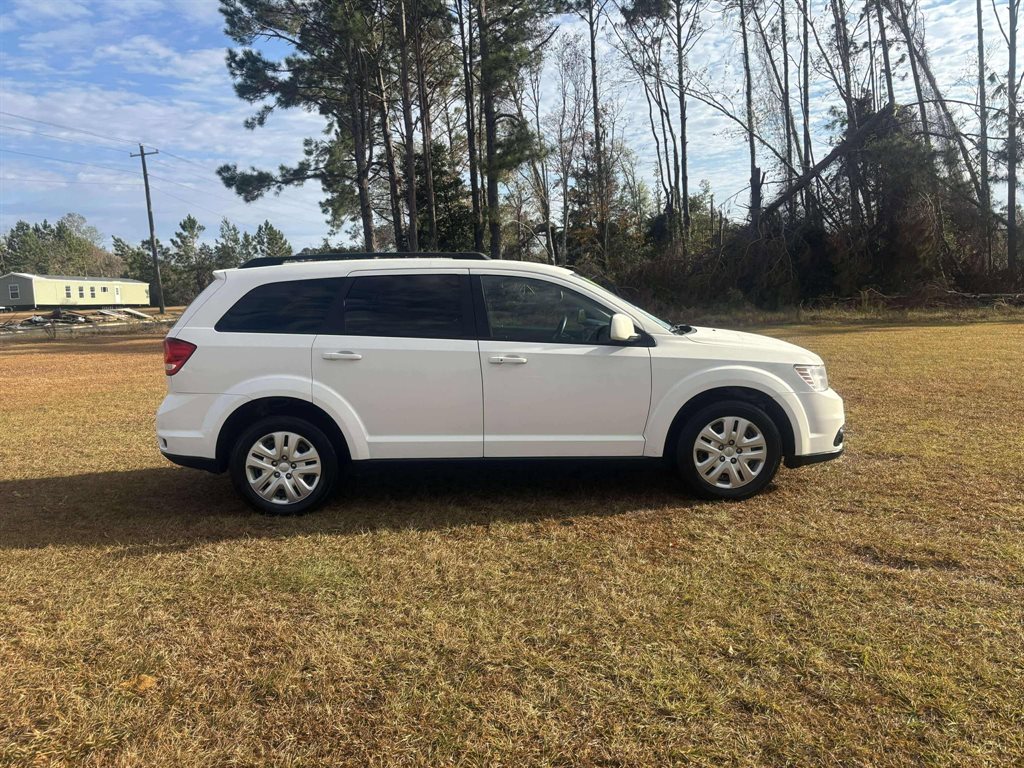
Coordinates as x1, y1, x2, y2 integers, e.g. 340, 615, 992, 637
0, 214, 294, 307
218, 0, 1022, 306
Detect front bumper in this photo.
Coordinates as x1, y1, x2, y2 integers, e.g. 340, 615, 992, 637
776, 387, 845, 457
785, 445, 844, 468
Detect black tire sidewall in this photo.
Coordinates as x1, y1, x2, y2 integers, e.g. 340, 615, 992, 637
230, 416, 338, 515
676, 401, 782, 500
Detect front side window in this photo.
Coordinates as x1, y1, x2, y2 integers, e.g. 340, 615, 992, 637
479, 275, 613, 344
9, 284, 20, 300
216, 278, 344, 334
342, 274, 467, 339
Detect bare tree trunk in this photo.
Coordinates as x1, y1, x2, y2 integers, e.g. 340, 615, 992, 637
977, 0, 991, 270
875, 0, 897, 105
414, 22, 439, 250
553, 35, 588, 266
830, 0, 865, 226
781, 0, 795, 220
454, 0, 484, 252
866, 1, 877, 111
709, 193, 715, 245
397, 0, 419, 251
376, 66, 405, 250
512, 73, 554, 263
351, 87, 376, 250
675, 0, 690, 244
479, 0, 501, 259
657, 75, 681, 239
750, 1, 803, 169
739, 0, 761, 229
802, 0, 815, 218
894, 0, 931, 148
586, 1, 609, 266
1008, 0, 1019, 272
762, 103, 896, 218
887, 0, 983, 198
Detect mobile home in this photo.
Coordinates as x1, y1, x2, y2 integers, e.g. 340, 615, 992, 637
2, 273, 150, 309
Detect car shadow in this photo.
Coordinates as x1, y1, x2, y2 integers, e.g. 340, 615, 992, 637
0, 459, 705, 552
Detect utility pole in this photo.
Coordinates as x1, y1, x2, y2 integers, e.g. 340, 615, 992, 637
131, 144, 165, 313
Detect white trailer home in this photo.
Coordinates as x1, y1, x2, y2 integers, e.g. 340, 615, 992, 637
1, 273, 150, 309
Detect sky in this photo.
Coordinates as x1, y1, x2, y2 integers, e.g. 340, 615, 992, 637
0, 0, 1014, 252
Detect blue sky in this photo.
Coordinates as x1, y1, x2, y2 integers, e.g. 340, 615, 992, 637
0, 0, 1012, 251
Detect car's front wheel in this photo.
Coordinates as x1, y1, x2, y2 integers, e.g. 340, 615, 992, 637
676, 401, 782, 500
229, 416, 338, 515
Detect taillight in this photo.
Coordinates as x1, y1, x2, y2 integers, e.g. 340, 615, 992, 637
163, 337, 196, 375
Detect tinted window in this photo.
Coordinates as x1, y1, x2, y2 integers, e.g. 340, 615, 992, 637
343, 274, 466, 339
216, 278, 343, 334
480, 275, 613, 344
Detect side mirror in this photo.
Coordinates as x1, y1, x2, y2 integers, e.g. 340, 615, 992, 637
609, 313, 639, 342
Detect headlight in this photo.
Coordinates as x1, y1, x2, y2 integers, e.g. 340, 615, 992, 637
794, 364, 828, 392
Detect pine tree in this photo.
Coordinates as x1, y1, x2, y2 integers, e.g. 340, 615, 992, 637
254, 221, 293, 259
170, 215, 214, 298
214, 219, 246, 269
219, 0, 381, 248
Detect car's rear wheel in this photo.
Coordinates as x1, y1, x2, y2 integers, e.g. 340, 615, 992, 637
676, 401, 782, 500
229, 416, 338, 515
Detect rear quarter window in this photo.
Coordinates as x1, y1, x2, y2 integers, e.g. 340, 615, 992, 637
215, 278, 344, 334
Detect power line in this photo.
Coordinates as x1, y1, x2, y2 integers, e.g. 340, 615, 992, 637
149, 184, 234, 220
1, 116, 315, 218
148, 183, 268, 228
0, 175, 141, 186
144, 168, 309, 220
2, 134, 319, 245
150, 155, 316, 217
0, 110, 138, 146
149, 156, 224, 185
3, 111, 269, 199
0, 147, 141, 175
0, 149, 271, 212
0, 124, 131, 154
157, 148, 220, 171
1, 147, 288, 212
1, 148, 303, 223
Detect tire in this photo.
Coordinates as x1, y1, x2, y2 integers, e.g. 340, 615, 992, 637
229, 416, 339, 515
676, 400, 782, 500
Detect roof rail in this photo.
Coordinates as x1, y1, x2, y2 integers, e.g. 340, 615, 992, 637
239, 251, 490, 269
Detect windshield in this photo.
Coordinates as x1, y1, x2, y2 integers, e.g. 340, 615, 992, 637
572, 274, 676, 332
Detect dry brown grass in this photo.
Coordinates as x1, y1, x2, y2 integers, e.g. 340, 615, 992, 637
1, 321, 1022, 767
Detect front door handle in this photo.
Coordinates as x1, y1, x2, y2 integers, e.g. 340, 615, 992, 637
322, 351, 362, 361
488, 355, 528, 365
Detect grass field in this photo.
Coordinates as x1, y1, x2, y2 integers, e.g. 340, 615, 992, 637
1, 321, 1022, 766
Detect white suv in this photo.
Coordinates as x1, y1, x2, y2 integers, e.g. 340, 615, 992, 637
157, 254, 844, 514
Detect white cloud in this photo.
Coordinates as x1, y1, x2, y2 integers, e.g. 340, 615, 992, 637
3, 0, 91, 26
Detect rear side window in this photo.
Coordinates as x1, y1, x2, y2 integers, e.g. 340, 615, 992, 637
215, 278, 344, 334
341, 274, 468, 339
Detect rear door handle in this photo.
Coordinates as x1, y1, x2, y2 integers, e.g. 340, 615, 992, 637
488, 355, 528, 365
322, 351, 362, 361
